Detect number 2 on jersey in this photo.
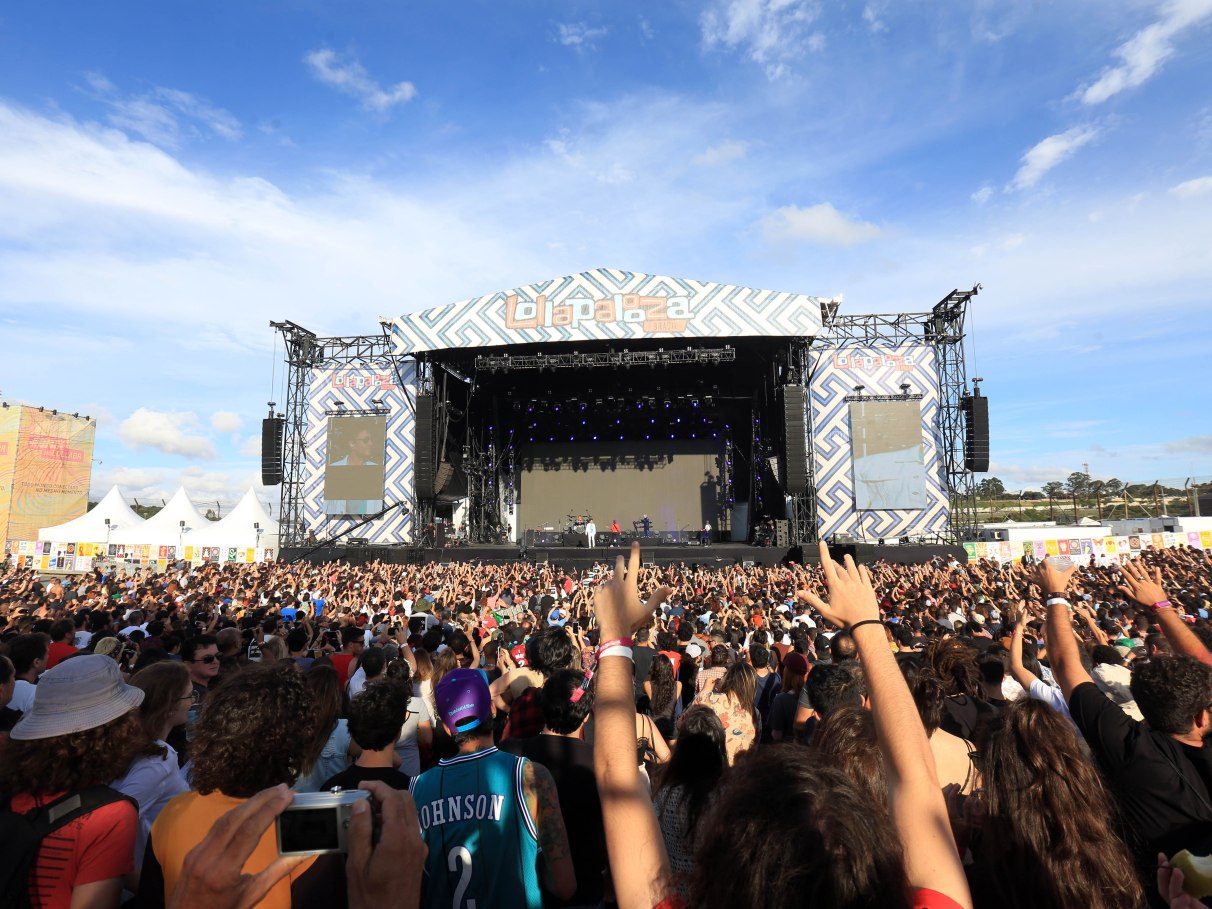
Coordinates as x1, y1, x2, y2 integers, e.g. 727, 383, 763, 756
448, 845, 475, 909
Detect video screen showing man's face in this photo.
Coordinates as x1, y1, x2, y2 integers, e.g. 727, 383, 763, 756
324, 416, 387, 513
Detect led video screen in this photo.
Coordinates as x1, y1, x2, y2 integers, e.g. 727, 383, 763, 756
848, 400, 927, 511
324, 416, 386, 515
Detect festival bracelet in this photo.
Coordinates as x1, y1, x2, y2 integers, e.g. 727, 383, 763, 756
596, 636, 633, 655
598, 645, 634, 662
1150, 599, 1173, 612
849, 619, 884, 633
1045, 596, 1070, 608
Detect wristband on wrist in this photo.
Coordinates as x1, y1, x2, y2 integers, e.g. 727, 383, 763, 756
849, 619, 883, 633
598, 645, 634, 662
1045, 596, 1070, 608
596, 636, 633, 656
1150, 599, 1173, 612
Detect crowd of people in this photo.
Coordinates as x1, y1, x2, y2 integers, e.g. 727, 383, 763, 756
1, 539, 1211, 909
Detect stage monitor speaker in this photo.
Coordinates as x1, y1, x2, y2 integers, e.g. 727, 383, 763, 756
962, 394, 990, 473
781, 385, 810, 496
261, 417, 285, 486
414, 394, 436, 498
775, 519, 789, 548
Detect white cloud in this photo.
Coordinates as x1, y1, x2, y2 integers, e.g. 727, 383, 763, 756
210, 410, 243, 433
638, 18, 655, 40
91, 464, 275, 515
758, 203, 881, 246
1166, 434, 1212, 454
701, 0, 823, 79
118, 408, 215, 459
1170, 175, 1212, 198
862, 3, 888, 33
239, 434, 263, 458
86, 75, 242, 148
556, 23, 608, 47
304, 48, 417, 112
1079, 0, 1212, 105
1010, 125, 1099, 190
693, 140, 749, 166
971, 184, 993, 203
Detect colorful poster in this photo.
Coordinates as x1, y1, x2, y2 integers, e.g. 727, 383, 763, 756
158, 545, 168, 559
243, 548, 255, 562
963, 542, 977, 560
226, 547, 238, 562
999, 541, 1013, 561
40, 556, 50, 570
1057, 539, 1070, 556
1078, 539, 1092, 556
1201, 531, 1212, 549
1106, 538, 1118, 554
1190, 532, 1202, 547
74, 555, 90, 572
1033, 540, 1047, 558
1151, 533, 1164, 550
2, 406, 95, 542
184, 546, 194, 562
1129, 536, 1142, 551
1093, 537, 1106, 555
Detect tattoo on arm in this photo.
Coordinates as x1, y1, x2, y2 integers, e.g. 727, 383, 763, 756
524, 761, 570, 865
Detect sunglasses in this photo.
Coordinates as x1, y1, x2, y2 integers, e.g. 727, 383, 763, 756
189, 654, 218, 664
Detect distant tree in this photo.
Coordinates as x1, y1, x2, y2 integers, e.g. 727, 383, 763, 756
1020, 490, 1045, 501
1042, 481, 1066, 500
1102, 478, 1123, 497
1065, 471, 1092, 498
976, 477, 1006, 499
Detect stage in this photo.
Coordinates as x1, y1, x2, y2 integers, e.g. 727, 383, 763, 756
279, 541, 965, 569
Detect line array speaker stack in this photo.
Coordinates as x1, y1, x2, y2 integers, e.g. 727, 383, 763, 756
781, 385, 810, 496
962, 394, 990, 473
261, 417, 285, 486
415, 394, 436, 498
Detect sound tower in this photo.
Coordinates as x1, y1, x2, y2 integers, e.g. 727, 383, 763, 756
962, 394, 990, 473
414, 394, 437, 498
260, 417, 285, 486
781, 385, 810, 495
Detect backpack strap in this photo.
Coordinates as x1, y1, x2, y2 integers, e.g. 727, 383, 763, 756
24, 786, 136, 841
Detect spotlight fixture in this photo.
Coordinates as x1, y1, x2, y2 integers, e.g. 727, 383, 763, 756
853, 385, 865, 394
899, 383, 911, 393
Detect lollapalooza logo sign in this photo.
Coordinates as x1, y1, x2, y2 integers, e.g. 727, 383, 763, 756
327, 373, 396, 391
831, 350, 919, 372
504, 292, 694, 333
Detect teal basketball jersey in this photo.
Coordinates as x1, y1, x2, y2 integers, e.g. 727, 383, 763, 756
410, 745, 543, 909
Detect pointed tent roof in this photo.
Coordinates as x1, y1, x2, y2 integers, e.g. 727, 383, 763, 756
37, 486, 145, 542
112, 487, 209, 545
190, 488, 279, 547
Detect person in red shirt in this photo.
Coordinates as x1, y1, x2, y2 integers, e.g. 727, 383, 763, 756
45, 619, 79, 669
1, 655, 144, 909
329, 625, 365, 689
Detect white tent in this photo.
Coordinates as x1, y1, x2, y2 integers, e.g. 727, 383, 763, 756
37, 486, 145, 543
112, 487, 209, 548
189, 488, 279, 552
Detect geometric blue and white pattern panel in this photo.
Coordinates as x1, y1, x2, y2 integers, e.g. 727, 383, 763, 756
386, 267, 827, 355
303, 363, 417, 544
809, 345, 951, 540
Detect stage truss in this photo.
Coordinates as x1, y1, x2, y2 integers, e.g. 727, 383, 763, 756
271, 285, 980, 549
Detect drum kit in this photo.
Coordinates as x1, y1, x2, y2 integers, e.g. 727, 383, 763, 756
565, 512, 591, 532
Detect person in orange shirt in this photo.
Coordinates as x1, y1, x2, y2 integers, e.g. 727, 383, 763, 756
45, 619, 79, 669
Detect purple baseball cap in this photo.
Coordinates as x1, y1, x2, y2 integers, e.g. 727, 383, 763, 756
434, 668, 492, 733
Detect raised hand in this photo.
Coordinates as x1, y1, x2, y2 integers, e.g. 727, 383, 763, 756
796, 541, 880, 630
1034, 559, 1077, 596
1158, 854, 1212, 909
593, 542, 672, 639
1119, 559, 1170, 608
347, 782, 427, 909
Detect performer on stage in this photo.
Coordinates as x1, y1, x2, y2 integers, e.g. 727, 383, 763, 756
702, 520, 712, 545
640, 514, 652, 538
610, 518, 621, 534
585, 518, 597, 548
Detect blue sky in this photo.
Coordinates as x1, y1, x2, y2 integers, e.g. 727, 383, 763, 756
1, 0, 1210, 511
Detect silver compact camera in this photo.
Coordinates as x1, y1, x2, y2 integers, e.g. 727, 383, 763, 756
276, 789, 370, 856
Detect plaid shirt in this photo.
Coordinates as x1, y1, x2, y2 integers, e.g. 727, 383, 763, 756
501, 686, 545, 740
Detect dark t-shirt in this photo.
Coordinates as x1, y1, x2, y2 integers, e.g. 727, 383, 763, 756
767, 690, 799, 741
940, 694, 995, 741
500, 734, 606, 907
633, 645, 658, 700
1069, 682, 1212, 867
321, 764, 411, 792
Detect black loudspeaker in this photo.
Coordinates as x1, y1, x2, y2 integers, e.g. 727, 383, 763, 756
781, 385, 810, 495
962, 394, 990, 473
261, 417, 285, 486
414, 394, 436, 498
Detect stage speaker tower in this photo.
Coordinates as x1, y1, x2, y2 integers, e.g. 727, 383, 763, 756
261, 417, 284, 486
415, 394, 437, 498
962, 394, 990, 473
781, 385, 810, 495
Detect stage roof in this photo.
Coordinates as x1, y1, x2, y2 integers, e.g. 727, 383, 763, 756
385, 268, 829, 356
